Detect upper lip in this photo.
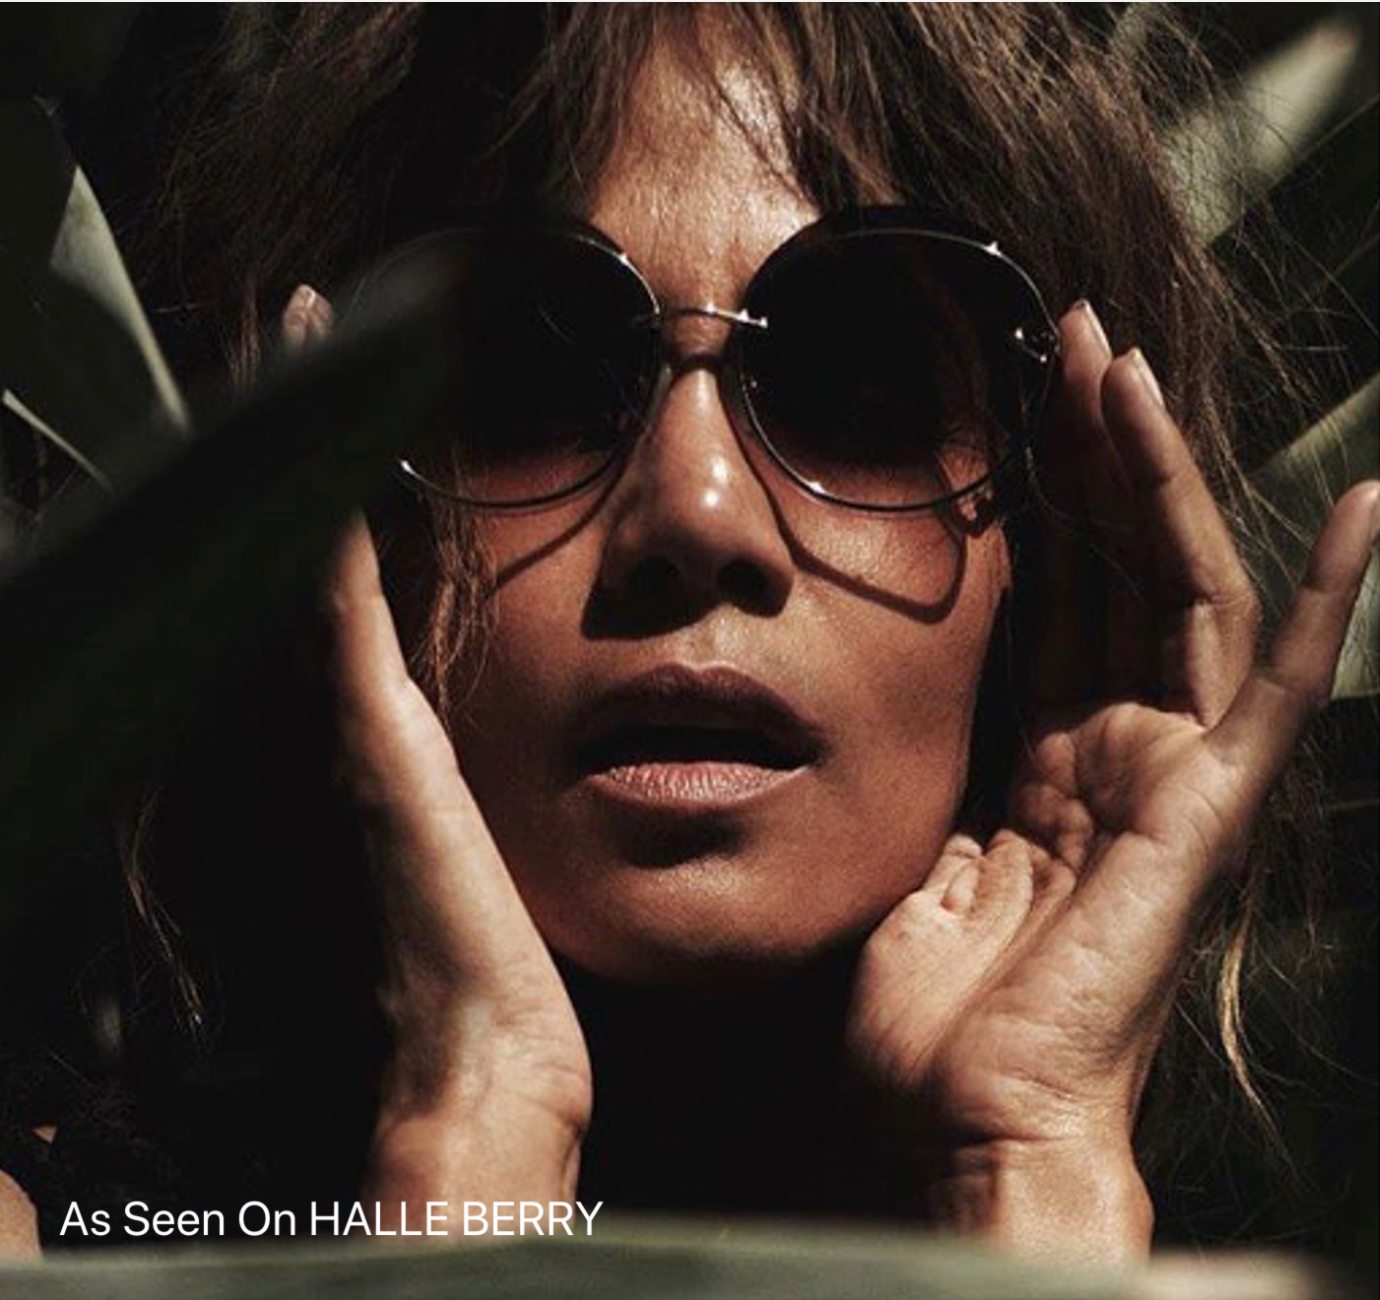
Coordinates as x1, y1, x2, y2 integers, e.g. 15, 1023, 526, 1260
569, 664, 826, 774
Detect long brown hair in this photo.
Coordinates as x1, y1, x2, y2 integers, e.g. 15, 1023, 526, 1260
139, 2, 1333, 1212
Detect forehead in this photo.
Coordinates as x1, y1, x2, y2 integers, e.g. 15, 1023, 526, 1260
586, 39, 818, 306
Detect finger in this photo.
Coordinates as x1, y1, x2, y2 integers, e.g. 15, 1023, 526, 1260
944, 834, 1035, 929
282, 291, 409, 710
1058, 303, 1156, 700
282, 283, 333, 352
996, 856, 1076, 972
317, 511, 459, 817
1019, 476, 1373, 1024
282, 276, 444, 789
283, 284, 550, 994
1025, 857, 1076, 935
281, 292, 425, 724
304, 291, 334, 343
1026, 305, 1112, 710
322, 513, 549, 988
1060, 303, 1133, 528
1101, 350, 1260, 723
1211, 479, 1380, 784
922, 833, 983, 895
320, 513, 416, 714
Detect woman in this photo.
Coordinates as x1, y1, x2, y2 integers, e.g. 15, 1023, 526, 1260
3, 4, 1376, 1262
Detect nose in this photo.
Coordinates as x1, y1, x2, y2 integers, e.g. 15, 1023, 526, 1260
595, 358, 795, 619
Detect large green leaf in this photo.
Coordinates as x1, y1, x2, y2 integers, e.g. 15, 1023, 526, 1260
1199, 100, 1380, 464
1166, 9, 1367, 240
0, 4, 138, 96
1213, 98, 1379, 306
0, 1213, 1338, 1300
1179, 10, 1380, 698
0, 1214, 1363, 1300
1253, 376, 1380, 699
0, 98, 187, 501
0, 274, 456, 935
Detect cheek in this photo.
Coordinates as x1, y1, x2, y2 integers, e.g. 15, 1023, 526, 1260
448, 518, 598, 794
802, 506, 1008, 700
464, 572, 581, 723
774, 498, 984, 617
823, 522, 1008, 828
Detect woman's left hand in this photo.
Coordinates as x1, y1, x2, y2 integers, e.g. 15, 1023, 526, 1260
844, 302, 1380, 1262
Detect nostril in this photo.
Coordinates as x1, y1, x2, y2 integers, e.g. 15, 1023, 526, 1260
600, 554, 782, 626
719, 559, 782, 614
591, 554, 713, 637
617, 556, 682, 606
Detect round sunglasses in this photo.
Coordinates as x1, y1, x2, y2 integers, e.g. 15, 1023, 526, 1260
363, 206, 1060, 514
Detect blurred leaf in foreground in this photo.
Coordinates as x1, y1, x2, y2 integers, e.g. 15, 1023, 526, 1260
0, 267, 458, 940
0, 4, 138, 97
0, 97, 187, 509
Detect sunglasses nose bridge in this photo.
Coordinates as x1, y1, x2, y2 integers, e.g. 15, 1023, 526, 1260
633, 305, 766, 452
643, 304, 766, 366
656, 304, 769, 329
625, 303, 750, 438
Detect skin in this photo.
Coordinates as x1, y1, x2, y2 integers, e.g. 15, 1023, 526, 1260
444, 48, 1005, 983
315, 47, 1378, 1262
4, 37, 1373, 1264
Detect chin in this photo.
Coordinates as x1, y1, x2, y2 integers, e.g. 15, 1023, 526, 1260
522, 852, 891, 992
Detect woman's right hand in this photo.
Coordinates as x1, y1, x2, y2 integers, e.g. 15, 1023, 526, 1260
288, 289, 591, 1226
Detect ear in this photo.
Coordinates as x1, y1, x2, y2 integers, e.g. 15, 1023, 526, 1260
281, 284, 334, 351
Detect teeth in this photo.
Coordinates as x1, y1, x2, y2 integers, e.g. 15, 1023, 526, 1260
594, 724, 795, 770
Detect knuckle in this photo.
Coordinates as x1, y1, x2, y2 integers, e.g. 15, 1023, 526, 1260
1194, 572, 1258, 622
1033, 859, 1077, 900
893, 888, 940, 927
877, 889, 948, 945
1230, 582, 1263, 634
316, 582, 362, 633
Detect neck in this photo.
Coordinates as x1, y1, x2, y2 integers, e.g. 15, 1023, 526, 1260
560, 946, 901, 1217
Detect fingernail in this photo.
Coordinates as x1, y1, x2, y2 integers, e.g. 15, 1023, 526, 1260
305, 291, 334, 340
284, 285, 331, 351
1074, 300, 1111, 357
1130, 348, 1165, 409
282, 286, 315, 351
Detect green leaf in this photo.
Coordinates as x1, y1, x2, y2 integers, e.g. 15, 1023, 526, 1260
0, 1215, 1126, 1300
1252, 375, 1380, 697
0, 4, 139, 96
0, 273, 457, 934
1213, 98, 1378, 319
1166, 10, 1365, 241
1205, 100, 1380, 466
0, 99, 187, 500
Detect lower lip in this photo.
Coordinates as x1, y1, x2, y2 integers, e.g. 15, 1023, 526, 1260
583, 761, 805, 812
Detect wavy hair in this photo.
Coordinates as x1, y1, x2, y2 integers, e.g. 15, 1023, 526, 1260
130, 2, 1336, 1221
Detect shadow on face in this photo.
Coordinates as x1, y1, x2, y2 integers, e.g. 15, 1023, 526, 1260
444, 31, 1012, 987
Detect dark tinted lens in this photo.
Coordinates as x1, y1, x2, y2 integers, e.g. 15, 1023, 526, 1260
399, 227, 656, 505
742, 232, 1038, 508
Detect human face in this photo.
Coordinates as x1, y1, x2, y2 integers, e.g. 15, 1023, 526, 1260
449, 42, 1011, 985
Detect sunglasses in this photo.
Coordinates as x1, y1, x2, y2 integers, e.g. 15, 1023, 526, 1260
364, 206, 1060, 514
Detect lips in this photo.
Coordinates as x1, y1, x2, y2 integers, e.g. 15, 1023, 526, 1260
569, 664, 824, 808
582, 721, 804, 771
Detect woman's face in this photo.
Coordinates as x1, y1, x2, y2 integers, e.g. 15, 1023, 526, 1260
449, 43, 1010, 984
